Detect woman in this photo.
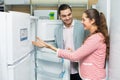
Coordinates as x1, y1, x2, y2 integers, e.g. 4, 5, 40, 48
32, 9, 109, 80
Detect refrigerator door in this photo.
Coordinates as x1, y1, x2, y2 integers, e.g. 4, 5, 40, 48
36, 20, 70, 80
8, 53, 34, 80
6, 11, 32, 64
36, 47, 70, 80
30, 16, 37, 44
0, 12, 35, 80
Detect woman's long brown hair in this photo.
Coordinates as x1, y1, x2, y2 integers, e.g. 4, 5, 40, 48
84, 9, 109, 60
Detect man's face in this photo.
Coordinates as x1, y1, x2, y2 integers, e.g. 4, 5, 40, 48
59, 8, 73, 27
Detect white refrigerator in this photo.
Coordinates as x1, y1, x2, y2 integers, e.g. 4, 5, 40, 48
0, 11, 35, 80
36, 20, 70, 80
0, 11, 70, 80
109, 0, 120, 80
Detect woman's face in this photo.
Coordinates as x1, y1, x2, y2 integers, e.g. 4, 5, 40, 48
81, 13, 93, 30
59, 8, 73, 27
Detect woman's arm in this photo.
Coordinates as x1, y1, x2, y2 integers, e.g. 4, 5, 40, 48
32, 37, 58, 52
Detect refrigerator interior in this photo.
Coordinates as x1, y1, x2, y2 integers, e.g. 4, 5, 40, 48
37, 20, 62, 41
0, 11, 35, 80
36, 20, 70, 80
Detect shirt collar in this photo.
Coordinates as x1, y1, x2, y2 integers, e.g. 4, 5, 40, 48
63, 20, 74, 29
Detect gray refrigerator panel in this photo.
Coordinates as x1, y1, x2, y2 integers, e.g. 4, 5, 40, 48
109, 0, 120, 80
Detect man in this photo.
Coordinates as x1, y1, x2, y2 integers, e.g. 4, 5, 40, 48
54, 4, 88, 80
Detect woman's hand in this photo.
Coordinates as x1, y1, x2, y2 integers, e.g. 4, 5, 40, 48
32, 37, 46, 48
32, 37, 58, 52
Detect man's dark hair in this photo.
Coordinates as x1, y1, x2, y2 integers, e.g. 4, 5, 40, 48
58, 4, 72, 15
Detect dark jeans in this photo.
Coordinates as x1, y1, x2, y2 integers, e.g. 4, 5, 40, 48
70, 73, 82, 80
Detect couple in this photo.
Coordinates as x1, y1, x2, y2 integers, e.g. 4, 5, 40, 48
32, 4, 109, 80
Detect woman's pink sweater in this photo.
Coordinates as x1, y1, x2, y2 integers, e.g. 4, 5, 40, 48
58, 33, 106, 80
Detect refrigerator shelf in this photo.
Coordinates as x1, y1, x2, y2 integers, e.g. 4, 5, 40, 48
36, 59, 64, 71
36, 57, 64, 63
36, 49, 64, 63
36, 68, 65, 79
37, 47, 56, 53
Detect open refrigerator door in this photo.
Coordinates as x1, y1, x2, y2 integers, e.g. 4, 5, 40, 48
36, 20, 70, 80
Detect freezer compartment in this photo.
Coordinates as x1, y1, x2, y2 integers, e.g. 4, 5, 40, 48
36, 60, 65, 79
37, 48, 64, 63
8, 53, 35, 80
